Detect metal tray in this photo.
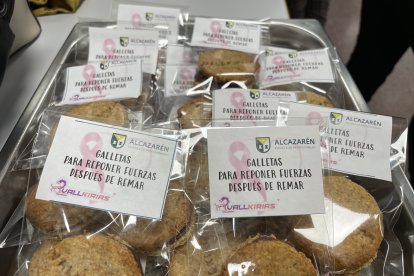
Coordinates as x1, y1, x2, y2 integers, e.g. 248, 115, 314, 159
0, 20, 413, 275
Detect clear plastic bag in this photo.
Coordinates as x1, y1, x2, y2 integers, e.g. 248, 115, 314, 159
158, 120, 335, 275
1, 117, 191, 275
276, 101, 407, 275
112, 0, 189, 47
13, 102, 154, 171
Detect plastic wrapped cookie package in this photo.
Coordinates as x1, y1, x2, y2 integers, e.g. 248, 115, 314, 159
1, 118, 194, 276
13, 101, 154, 171
153, 119, 337, 275
111, 0, 190, 47
276, 101, 408, 275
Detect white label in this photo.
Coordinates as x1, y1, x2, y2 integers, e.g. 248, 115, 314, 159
191, 17, 261, 54
36, 116, 178, 219
88, 27, 159, 74
58, 60, 142, 106
208, 126, 325, 218
117, 4, 180, 43
164, 65, 197, 97
282, 103, 392, 181
259, 48, 335, 87
212, 89, 297, 127
166, 45, 202, 65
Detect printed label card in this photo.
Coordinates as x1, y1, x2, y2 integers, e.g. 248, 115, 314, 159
259, 48, 335, 87
117, 4, 181, 43
208, 126, 325, 218
191, 17, 261, 54
58, 60, 142, 105
212, 89, 297, 127
36, 116, 178, 219
88, 27, 159, 74
282, 102, 393, 181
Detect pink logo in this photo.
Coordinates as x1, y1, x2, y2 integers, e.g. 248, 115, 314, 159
230, 91, 257, 125
215, 196, 233, 213
50, 179, 67, 195
103, 38, 117, 60
228, 141, 267, 201
50, 179, 110, 201
180, 68, 193, 82
209, 20, 226, 45
182, 49, 193, 64
82, 64, 102, 94
75, 132, 105, 193
132, 13, 142, 28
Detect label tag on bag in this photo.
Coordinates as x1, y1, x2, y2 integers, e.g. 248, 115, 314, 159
88, 27, 159, 74
117, 4, 181, 44
164, 64, 197, 97
212, 88, 297, 127
280, 103, 392, 181
57, 60, 142, 106
191, 17, 261, 54
208, 126, 325, 218
259, 48, 335, 87
36, 116, 178, 219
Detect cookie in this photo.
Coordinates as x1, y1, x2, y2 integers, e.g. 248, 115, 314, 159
290, 176, 383, 273
26, 184, 101, 234
177, 96, 212, 129
301, 91, 333, 107
67, 100, 129, 126
223, 235, 316, 276
198, 49, 259, 85
170, 245, 230, 276
29, 234, 142, 275
119, 179, 195, 255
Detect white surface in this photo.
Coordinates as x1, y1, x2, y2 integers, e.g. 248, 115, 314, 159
0, 0, 288, 152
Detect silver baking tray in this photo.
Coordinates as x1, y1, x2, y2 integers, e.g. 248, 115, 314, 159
0, 20, 413, 275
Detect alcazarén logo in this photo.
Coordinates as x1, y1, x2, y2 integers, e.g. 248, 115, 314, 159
111, 133, 127, 149
330, 112, 343, 125
249, 90, 260, 100
225, 21, 234, 28
145, 12, 153, 21
119, 36, 129, 47
256, 137, 270, 153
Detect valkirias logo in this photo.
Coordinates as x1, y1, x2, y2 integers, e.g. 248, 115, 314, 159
256, 137, 270, 153
119, 36, 129, 47
330, 112, 343, 125
111, 133, 127, 149
249, 90, 260, 100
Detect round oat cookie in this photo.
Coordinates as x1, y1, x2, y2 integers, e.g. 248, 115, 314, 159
291, 176, 383, 274
170, 246, 230, 276
67, 100, 129, 126
301, 91, 333, 107
26, 184, 101, 234
177, 96, 212, 129
119, 179, 195, 255
198, 49, 259, 85
29, 234, 142, 276
223, 235, 316, 276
